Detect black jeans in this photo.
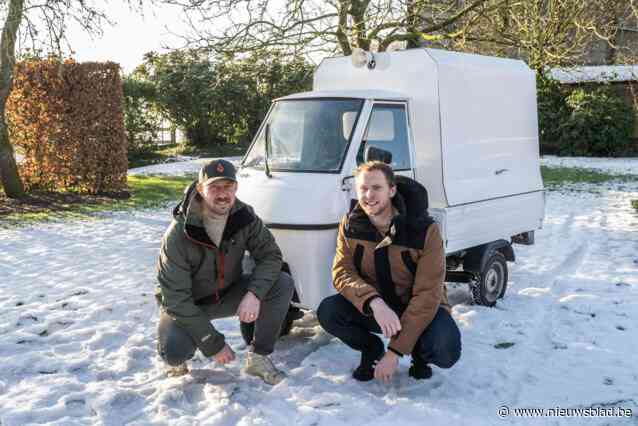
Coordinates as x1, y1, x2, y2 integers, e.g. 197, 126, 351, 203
317, 294, 461, 368
157, 272, 294, 366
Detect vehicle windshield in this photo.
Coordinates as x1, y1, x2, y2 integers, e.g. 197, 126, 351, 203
242, 98, 364, 172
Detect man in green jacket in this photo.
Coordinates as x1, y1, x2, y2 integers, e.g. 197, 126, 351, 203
155, 159, 294, 385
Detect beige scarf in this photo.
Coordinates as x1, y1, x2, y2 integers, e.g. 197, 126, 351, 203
202, 210, 229, 247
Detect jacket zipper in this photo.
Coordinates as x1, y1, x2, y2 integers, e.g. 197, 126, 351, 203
184, 233, 225, 303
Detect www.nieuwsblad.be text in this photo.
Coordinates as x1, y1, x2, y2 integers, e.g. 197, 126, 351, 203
497, 405, 633, 419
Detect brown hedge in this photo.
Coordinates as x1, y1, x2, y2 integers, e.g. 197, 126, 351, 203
7, 59, 128, 193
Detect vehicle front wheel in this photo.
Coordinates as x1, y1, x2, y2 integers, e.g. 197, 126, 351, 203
471, 251, 508, 307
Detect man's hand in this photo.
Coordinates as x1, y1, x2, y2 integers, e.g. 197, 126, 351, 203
237, 291, 261, 323
370, 298, 402, 338
214, 344, 236, 364
374, 351, 399, 383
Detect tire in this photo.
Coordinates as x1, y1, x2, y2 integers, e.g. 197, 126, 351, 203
471, 251, 508, 307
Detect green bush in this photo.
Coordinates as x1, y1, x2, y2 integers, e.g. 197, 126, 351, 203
537, 76, 571, 155
137, 50, 313, 149
122, 76, 163, 157
560, 88, 635, 156
538, 76, 635, 157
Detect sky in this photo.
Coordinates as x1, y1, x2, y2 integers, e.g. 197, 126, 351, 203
66, 2, 191, 73
13, 0, 327, 75
61, 0, 318, 74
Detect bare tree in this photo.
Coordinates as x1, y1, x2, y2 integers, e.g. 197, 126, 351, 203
0, 0, 147, 198
164, 0, 509, 58
449, 0, 628, 74
0, 0, 25, 198
618, 1, 638, 117
616, 0, 638, 64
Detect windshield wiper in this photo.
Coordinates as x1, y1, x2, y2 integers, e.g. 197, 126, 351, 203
264, 124, 273, 178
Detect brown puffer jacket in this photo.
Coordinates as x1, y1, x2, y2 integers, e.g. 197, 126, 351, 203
332, 176, 449, 355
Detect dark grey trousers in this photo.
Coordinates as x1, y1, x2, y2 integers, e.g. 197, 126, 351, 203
158, 272, 294, 366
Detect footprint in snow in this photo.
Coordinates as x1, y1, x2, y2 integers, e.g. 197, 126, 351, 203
65, 399, 86, 408
188, 368, 237, 385
16, 314, 39, 326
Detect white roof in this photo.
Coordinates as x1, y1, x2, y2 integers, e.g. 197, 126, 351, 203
549, 65, 638, 84
276, 90, 407, 102
427, 48, 529, 71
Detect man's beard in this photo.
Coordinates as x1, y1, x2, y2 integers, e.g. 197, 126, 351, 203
364, 199, 392, 217
205, 198, 233, 216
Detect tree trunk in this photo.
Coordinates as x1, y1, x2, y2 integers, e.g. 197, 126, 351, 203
406, 0, 420, 49
0, 0, 25, 198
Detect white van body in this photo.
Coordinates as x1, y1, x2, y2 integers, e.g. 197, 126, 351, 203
237, 48, 545, 310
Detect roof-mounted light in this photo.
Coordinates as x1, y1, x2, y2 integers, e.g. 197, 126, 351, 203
351, 48, 376, 70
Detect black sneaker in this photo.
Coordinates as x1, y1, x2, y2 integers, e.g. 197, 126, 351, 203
352, 341, 384, 382
409, 354, 432, 380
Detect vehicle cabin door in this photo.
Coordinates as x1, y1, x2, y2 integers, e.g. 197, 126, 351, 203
348, 101, 415, 204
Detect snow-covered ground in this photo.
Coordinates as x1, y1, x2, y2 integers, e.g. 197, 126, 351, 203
128, 157, 242, 177
2, 160, 638, 425
128, 155, 638, 178
541, 156, 638, 176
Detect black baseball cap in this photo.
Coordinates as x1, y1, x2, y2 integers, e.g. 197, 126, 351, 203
198, 159, 237, 185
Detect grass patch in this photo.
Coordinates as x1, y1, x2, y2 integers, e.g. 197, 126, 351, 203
0, 175, 193, 228
632, 199, 638, 212
129, 143, 248, 169
179, 143, 247, 158
118, 175, 194, 210
541, 166, 638, 187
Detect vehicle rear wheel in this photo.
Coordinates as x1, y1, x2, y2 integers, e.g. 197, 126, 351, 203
471, 251, 508, 307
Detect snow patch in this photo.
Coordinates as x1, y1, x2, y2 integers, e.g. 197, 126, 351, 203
1, 160, 638, 425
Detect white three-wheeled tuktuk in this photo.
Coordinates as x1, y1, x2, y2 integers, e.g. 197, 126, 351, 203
236, 48, 545, 331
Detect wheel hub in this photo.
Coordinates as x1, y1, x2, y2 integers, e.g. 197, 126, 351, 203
484, 262, 504, 302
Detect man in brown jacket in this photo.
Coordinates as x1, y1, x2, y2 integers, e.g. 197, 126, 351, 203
317, 161, 461, 382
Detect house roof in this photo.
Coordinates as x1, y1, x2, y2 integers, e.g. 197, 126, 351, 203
549, 65, 638, 84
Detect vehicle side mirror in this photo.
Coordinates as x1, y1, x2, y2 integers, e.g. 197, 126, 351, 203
364, 145, 392, 164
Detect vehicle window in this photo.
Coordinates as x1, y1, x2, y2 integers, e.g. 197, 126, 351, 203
243, 99, 364, 173
357, 104, 411, 170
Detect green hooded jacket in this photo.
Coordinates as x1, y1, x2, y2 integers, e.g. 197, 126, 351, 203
156, 181, 283, 356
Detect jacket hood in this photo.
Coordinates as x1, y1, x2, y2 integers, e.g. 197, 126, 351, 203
392, 175, 429, 222
347, 175, 433, 249
172, 180, 255, 247
172, 181, 198, 222
349, 175, 430, 221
